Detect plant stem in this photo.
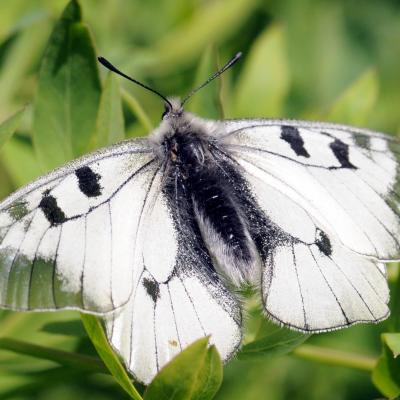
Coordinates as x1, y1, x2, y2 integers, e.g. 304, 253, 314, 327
0, 337, 107, 373
292, 344, 377, 372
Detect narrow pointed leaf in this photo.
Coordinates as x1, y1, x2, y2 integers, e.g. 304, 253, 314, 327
95, 72, 125, 148
33, 0, 101, 170
383, 333, 400, 358
0, 108, 24, 149
80, 313, 143, 400
327, 68, 378, 126
234, 24, 290, 118
121, 88, 153, 133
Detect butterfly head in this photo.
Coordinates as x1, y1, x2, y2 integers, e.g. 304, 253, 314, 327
161, 98, 183, 120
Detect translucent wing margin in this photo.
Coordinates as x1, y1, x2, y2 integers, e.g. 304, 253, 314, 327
0, 139, 156, 313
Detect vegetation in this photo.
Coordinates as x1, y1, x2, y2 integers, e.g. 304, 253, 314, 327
0, 0, 400, 398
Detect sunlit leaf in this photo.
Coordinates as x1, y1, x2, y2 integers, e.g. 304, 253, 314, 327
80, 314, 143, 400
33, 0, 101, 170
144, 337, 222, 400
327, 68, 379, 126
234, 24, 290, 118
95, 72, 125, 148
383, 333, 400, 358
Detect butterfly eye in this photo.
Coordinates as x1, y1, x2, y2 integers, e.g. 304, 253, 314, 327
161, 103, 171, 119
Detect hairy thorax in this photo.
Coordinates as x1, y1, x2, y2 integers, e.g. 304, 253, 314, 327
151, 115, 259, 284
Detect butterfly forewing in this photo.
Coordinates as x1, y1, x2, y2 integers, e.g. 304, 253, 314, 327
222, 120, 400, 261
0, 140, 155, 313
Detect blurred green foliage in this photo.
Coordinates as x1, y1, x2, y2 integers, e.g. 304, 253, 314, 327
0, 0, 400, 399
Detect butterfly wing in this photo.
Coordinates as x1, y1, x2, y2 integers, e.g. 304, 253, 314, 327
0, 139, 156, 313
104, 166, 242, 384
222, 119, 400, 260
0, 136, 242, 383
218, 120, 396, 331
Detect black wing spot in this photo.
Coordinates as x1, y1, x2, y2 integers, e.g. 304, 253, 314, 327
329, 138, 356, 169
39, 194, 66, 225
75, 166, 102, 197
315, 229, 332, 256
281, 126, 310, 158
143, 278, 160, 303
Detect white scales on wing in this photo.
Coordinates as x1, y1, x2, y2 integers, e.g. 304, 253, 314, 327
0, 142, 156, 312
0, 52, 399, 385
104, 168, 242, 384
222, 120, 400, 261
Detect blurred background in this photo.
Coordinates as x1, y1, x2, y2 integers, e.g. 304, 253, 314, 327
0, 0, 399, 399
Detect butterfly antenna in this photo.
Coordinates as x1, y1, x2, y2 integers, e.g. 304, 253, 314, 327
181, 52, 242, 107
98, 56, 173, 109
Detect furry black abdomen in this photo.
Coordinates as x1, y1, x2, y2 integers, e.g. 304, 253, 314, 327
187, 168, 252, 263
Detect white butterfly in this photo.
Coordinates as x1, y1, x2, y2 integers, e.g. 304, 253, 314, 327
0, 53, 397, 384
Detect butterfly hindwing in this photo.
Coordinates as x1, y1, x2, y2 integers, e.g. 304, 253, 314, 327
105, 167, 242, 384
0, 140, 156, 313
242, 160, 389, 331
218, 120, 394, 332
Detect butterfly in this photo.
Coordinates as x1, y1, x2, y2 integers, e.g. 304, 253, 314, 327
0, 52, 398, 384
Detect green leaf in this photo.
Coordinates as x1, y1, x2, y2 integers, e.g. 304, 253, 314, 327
390, 266, 400, 331
0, 108, 24, 149
186, 46, 223, 119
95, 72, 125, 148
191, 345, 223, 400
144, 337, 222, 400
133, 0, 259, 76
41, 320, 86, 337
80, 313, 143, 400
238, 320, 310, 360
234, 24, 290, 118
327, 68, 378, 126
383, 333, 400, 358
121, 87, 153, 134
1, 136, 42, 186
372, 335, 400, 399
0, 22, 50, 120
33, 0, 101, 170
